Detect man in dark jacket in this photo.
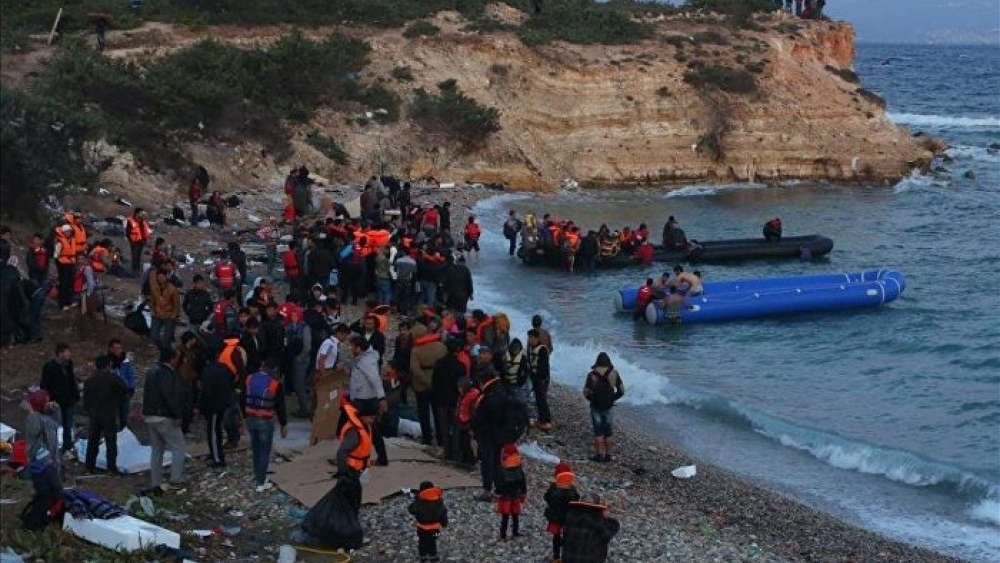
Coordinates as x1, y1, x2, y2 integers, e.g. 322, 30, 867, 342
527, 328, 553, 431
200, 360, 235, 467
182, 274, 214, 327
470, 370, 506, 500
431, 338, 463, 458
561, 493, 620, 563
0, 240, 27, 347
441, 255, 474, 314
40, 342, 77, 455
142, 348, 187, 492
83, 355, 126, 474
578, 231, 599, 271
260, 302, 285, 368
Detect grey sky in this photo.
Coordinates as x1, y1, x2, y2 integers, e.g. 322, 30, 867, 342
826, 0, 1000, 44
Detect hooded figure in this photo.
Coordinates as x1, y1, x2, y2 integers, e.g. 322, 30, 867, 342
561, 492, 620, 563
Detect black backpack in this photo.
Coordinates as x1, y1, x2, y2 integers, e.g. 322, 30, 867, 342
20, 494, 64, 531
499, 392, 530, 443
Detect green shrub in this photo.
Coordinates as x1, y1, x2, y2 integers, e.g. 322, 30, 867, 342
0, 86, 100, 224
392, 66, 415, 81
663, 34, 691, 48
463, 17, 519, 34
826, 65, 860, 84
403, 20, 441, 38
683, 64, 757, 94
410, 80, 500, 148
306, 130, 350, 165
518, 0, 654, 45
343, 81, 402, 123
685, 0, 774, 29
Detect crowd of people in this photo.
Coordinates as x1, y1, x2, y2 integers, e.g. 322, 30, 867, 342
515, 211, 698, 270
2, 169, 632, 563
774, 0, 827, 19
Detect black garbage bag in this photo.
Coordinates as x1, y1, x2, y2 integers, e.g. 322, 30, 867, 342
123, 302, 149, 336
301, 476, 363, 550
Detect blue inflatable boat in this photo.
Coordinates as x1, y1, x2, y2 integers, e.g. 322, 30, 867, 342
614, 269, 906, 324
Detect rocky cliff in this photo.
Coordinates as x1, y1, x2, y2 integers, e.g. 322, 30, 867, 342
43, 6, 935, 193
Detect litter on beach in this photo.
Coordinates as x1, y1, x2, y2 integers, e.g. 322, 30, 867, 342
671, 465, 697, 479
518, 441, 560, 464
63, 512, 181, 551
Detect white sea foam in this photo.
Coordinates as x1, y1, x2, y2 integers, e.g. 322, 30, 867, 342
893, 169, 949, 194
663, 182, 768, 198
970, 499, 1000, 527
946, 144, 1000, 164
888, 112, 1000, 129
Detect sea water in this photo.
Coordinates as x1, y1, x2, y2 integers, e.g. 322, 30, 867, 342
465, 44, 999, 562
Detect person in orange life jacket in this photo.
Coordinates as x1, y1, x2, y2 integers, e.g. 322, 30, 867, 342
633, 237, 654, 265
496, 443, 528, 540
200, 354, 237, 468
324, 401, 372, 519
125, 208, 151, 275
763, 217, 783, 242
463, 215, 482, 262
347, 335, 388, 466
431, 338, 465, 459
584, 352, 625, 463
527, 328, 553, 430
220, 336, 250, 450
544, 461, 581, 562
89, 238, 112, 275
562, 227, 581, 273
212, 258, 236, 293
408, 480, 449, 563
53, 223, 77, 309
65, 210, 87, 249
26, 233, 50, 285
560, 492, 620, 563
635, 278, 655, 321
244, 356, 288, 491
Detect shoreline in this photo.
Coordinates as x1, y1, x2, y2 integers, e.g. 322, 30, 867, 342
429, 188, 969, 563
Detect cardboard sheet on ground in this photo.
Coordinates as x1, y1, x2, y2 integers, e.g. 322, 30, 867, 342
73, 429, 171, 474
310, 369, 348, 444
272, 439, 478, 507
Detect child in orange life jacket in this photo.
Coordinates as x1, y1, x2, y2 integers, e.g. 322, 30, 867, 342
408, 480, 449, 563
496, 443, 528, 540
545, 461, 581, 563
463, 216, 482, 262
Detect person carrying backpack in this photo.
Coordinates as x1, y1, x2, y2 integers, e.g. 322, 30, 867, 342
471, 371, 506, 501
502, 210, 523, 257
495, 443, 527, 540
583, 352, 625, 463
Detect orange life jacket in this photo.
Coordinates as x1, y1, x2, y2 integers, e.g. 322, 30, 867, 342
369, 305, 390, 334
339, 403, 372, 472
414, 486, 445, 531
368, 229, 391, 249
54, 229, 76, 265
65, 214, 87, 248
457, 387, 481, 424
456, 350, 472, 378
125, 217, 150, 244
474, 317, 494, 345
90, 246, 109, 273
72, 265, 87, 294
218, 338, 242, 379
413, 331, 441, 347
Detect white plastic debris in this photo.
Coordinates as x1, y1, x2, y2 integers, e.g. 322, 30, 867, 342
198, 220, 211, 228
671, 464, 697, 479
396, 419, 423, 440
517, 441, 560, 464
98, 187, 111, 196
63, 513, 180, 551
247, 214, 262, 223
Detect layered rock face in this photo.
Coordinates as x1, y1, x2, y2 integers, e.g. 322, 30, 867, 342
353, 14, 929, 189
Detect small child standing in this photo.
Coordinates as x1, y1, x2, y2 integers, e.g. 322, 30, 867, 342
408, 481, 448, 562
544, 461, 581, 563
496, 443, 528, 540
